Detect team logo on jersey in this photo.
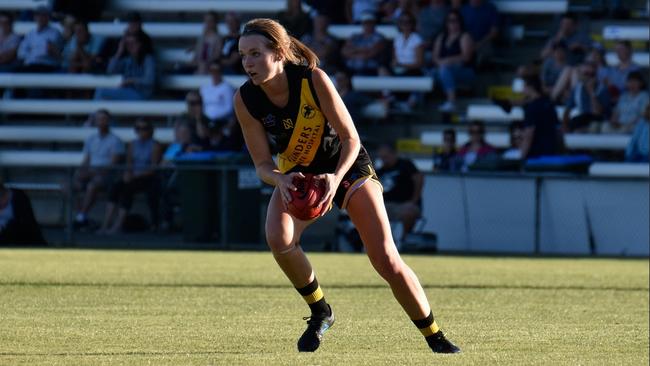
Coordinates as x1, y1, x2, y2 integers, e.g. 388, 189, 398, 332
262, 114, 276, 127
282, 118, 294, 129
302, 104, 316, 119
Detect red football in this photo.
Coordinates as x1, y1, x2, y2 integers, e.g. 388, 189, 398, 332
287, 174, 328, 220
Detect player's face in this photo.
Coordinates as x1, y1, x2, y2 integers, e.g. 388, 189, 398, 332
239, 35, 282, 86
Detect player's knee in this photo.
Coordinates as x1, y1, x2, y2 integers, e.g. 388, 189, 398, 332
265, 228, 293, 254
370, 251, 404, 282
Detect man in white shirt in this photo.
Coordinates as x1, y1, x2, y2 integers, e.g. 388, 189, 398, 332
199, 61, 235, 123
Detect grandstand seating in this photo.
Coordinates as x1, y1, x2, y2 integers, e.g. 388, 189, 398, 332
465, 104, 579, 123
605, 51, 650, 66
0, 126, 174, 143
602, 25, 650, 40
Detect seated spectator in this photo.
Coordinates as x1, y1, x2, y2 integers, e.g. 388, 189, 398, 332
431, 10, 475, 112
376, 142, 423, 241
334, 69, 374, 121
277, 0, 311, 39
122, 12, 153, 55
94, 33, 156, 100
220, 12, 243, 74
192, 11, 222, 74
433, 128, 460, 171
197, 119, 244, 152
341, 12, 387, 76
199, 61, 235, 124
346, 0, 381, 23
541, 13, 591, 66
98, 120, 162, 234
625, 104, 649, 162
62, 20, 105, 73
16, 6, 64, 72
300, 14, 338, 74
551, 45, 609, 103
163, 120, 196, 163
0, 11, 21, 72
0, 181, 47, 246
460, 0, 498, 64
520, 76, 562, 159
605, 40, 640, 96
562, 62, 611, 132
502, 121, 524, 160
73, 109, 125, 227
417, 0, 449, 49
542, 41, 569, 95
182, 90, 210, 128
602, 71, 649, 134
457, 121, 496, 170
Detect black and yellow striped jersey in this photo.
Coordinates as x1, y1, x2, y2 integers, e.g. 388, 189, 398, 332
239, 63, 341, 174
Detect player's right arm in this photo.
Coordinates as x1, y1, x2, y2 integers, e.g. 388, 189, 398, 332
234, 90, 302, 204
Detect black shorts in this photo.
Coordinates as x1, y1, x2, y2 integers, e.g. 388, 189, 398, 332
288, 145, 381, 209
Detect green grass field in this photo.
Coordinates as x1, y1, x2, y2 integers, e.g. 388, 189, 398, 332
0, 249, 647, 365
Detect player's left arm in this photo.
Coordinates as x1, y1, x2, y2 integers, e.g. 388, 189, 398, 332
311, 67, 361, 207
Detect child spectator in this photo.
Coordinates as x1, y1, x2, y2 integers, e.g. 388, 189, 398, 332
0, 11, 21, 72
603, 71, 649, 133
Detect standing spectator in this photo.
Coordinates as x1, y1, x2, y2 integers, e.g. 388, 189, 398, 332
625, 104, 649, 162
199, 61, 235, 124
562, 62, 611, 132
0, 12, 21, 72
192, 11, 222, 74
542, 41, 569, 95
520, 76, 561, 159
602, 71, 649, 133
98, 120, 162, 234
376, 143, 424, 241
540, 13, 591, 66
432, 10, 475, 112
502, 121, 524, 160
300, 14, 338, 74
0, 181, 47, 246
94, 33, 156, 100
334, 69, 374, 121
605, 40, 640, 95
220, 12, 242, 74
433, 128, 460, 171
73, 109, 125, 227
460, 0, 498, 64
417, 0, 449, 49
16, 6, 64, 72
62, 20, 105, 73
277, 0, 311, 39
457, 121, 496, 170
346, 0, 381, 23
341, 12, 387, 75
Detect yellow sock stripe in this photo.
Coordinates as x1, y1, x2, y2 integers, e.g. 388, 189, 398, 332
418, 321, 440, 337
302, 286, 324, 304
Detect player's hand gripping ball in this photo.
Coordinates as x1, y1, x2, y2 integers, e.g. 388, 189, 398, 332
287, 174, 328, 220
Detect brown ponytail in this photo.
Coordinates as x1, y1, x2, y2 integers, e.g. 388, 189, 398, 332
242, 18, 320, 70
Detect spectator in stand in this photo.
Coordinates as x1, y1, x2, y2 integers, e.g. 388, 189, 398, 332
602, 71, 649, 134
432, 10, 475, 112
196, 119, 243, 152
220, 12, 242, 74
433, 128, 460, 171
341, 12, 387, 75
98, 119, 162, 234
551, 45, 609, 103
541, 13, 591, 66
0, 181, 47, 246
199, 61, 235, 124
605, 40, 640, 95
460, 0, 498, 64
502, 121, 524, 160
457, 120, 496, 170
122, 12, 153, 55
163, 120, 196, 163
380, 0, 418, 24
62, 20, 105, 73
334, 69, 374, 121
346, 0, 382, 23
542, 41, 569, 96
73, 109, 125, 227
300, 14, 338, 74
16, 6, 64, 72
625, 104, 649, 162
520, 76, 561, 159
60, 14, 76, 44
94, 32, 156, 100
0, 12, 21, 72
376, 142, 424, 241
562, 62, 611, 132
277, 0, 311, 39
192, 11, 222, 74
182, 90, 210, 129
417, 0, 449, 49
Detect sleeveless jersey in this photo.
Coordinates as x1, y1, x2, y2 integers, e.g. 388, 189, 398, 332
239, 64, 341, 173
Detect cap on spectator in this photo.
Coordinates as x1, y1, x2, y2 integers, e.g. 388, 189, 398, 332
360, 12, 376, 23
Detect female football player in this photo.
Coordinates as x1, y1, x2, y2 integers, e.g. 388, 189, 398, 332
234, 18, 459, 354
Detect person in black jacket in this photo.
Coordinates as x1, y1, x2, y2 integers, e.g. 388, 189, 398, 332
0, 182, 47, 246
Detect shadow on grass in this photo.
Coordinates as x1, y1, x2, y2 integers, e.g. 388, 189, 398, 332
0, 281, 646, 292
